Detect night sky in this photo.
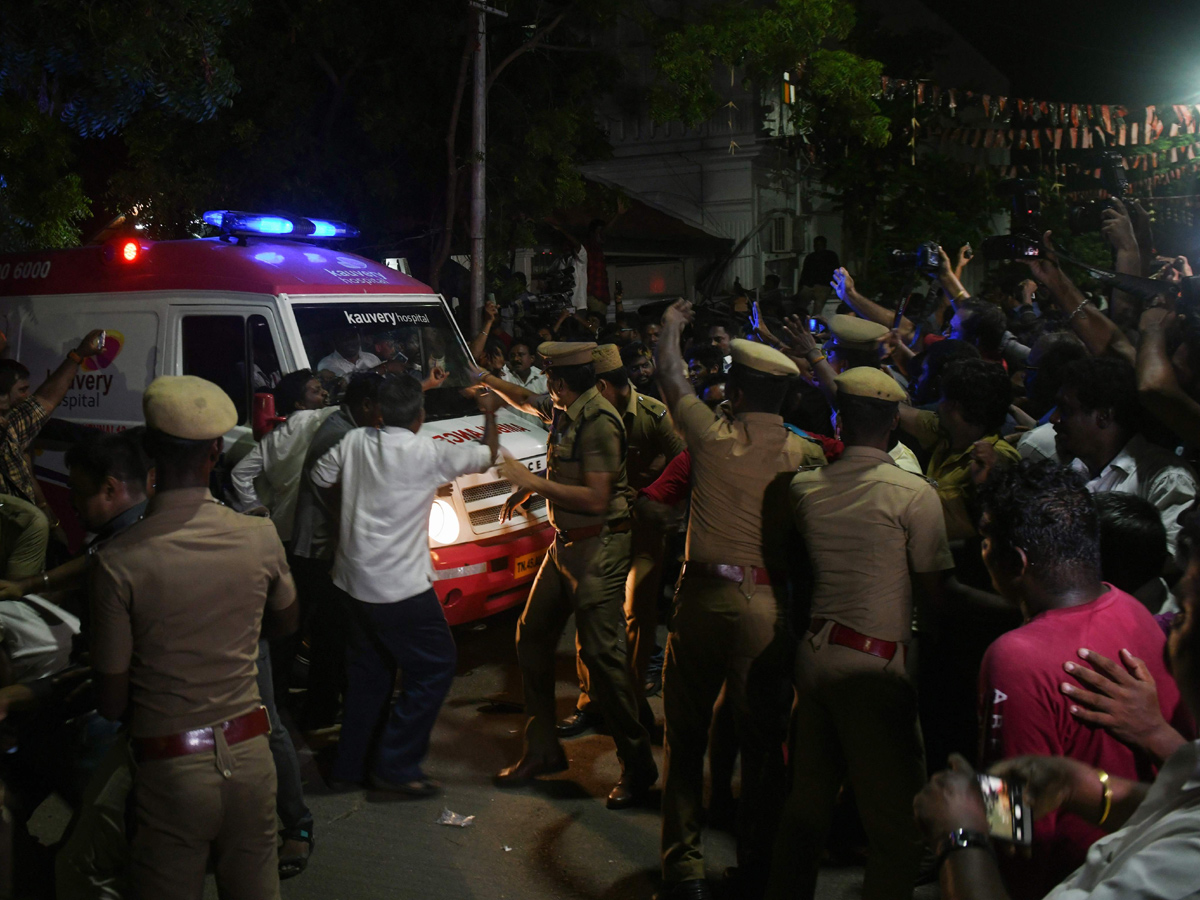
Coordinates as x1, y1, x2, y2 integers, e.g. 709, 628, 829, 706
925, 0, 1199, 106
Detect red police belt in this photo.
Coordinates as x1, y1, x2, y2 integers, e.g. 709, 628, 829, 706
809, 617, 899, 661
133, 706, 270, 761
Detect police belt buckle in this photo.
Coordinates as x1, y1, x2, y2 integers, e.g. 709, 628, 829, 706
133, 705, 271, 761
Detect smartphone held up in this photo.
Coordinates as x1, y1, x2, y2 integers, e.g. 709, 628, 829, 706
977, 774, 1032, 845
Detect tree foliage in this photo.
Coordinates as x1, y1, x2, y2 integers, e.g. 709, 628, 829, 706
648, 0, 888, 146
0, 0, 249, 251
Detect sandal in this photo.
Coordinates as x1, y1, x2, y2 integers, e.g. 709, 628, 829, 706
278, 827, 314, 880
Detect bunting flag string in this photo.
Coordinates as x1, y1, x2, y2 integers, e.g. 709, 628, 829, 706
877, 75, 1200, 148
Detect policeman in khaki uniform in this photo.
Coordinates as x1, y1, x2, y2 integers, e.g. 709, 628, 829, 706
562, 344, 684, 735
477, 342, 656, 809
89, 376, 299, 900
653, 301, 827, 900
767, 367, 954, 900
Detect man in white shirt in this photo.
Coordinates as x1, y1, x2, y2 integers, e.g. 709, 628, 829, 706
1052, 357, 1197, 552
501, 339, 548, 427
913, 504, 1200, 900
316, 328, 382, 378
231, 369, 334, 544
311, 375, 501, 795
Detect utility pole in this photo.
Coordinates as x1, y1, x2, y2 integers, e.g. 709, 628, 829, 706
468, 2, 507, 337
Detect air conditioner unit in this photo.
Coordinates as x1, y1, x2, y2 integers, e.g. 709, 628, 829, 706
770, 216, 794, 254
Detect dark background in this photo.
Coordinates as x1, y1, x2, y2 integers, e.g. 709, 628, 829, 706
926, 0, 1199, 104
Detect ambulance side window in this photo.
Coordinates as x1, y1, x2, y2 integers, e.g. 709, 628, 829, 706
248, 315, 282, 389
181, 315, 249, 423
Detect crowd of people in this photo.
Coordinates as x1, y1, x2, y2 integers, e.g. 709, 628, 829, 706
1, 197, 1200, 900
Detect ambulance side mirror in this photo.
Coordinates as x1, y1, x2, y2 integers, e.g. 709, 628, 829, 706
252, 392, 287, 441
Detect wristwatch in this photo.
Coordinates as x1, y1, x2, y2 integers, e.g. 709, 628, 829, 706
935, 828, 991, 868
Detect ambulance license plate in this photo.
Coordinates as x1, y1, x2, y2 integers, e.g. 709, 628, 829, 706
513, 551, 543, 578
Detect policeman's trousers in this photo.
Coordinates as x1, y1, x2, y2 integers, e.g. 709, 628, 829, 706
765, 622, 926, 900
660, 573, 791, 887
516, 530, 653, 774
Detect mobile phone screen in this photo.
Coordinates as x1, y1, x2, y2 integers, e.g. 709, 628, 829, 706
808, 317, 821, 332
977, 774, 1031, 844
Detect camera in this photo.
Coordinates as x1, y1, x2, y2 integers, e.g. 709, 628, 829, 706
888, 241, 942, 276
1069, 152, 1130, 234
982, 233, 1049, 262
983, 179, 1046, 261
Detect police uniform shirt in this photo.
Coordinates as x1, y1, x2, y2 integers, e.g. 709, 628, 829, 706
533, 387, 630, 530
90, 488, 297, 738
674, 394, 826, 568
790, 446, 954, 643
621, 389, 685, 492
907, 409, 1021, 539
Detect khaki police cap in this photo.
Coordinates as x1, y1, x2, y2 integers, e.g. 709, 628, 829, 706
143, 375, 238, 440
592, 343, 623, 374
537, 341, 596, 367
729, 338, 799, 377
834, 366, 907, 402
829, 314, 889, 351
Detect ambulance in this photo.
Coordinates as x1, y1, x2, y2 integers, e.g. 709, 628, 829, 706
0, 210, 553, 626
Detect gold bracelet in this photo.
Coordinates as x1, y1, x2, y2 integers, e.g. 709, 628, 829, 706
807, 353, 827, 366
954, 289, 969, 301
1097, 770, 1113, 825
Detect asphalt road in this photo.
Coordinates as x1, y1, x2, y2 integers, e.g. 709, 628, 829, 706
255, 607, 929, 900
28, 604, 931, 899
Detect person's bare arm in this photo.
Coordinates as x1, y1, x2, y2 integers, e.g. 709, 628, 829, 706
781, 315, 837, 405
261, 598, 299, 640
1100, 200, 1143, 331
953, 243, 974, 281
1060, 647, 1187, 766
936, 245, 970, 308
473, 368, 544, 418
655, 299, 697, 413
477, 393, 503, 462
33, 330, 106, 413
501, 458, 614, 516
1025, 234, 1135, 363
0, 555, 89, 600
832, 269, 916, 344
469, 299, 498, 363
1136, 308, 1200, 446
95, 672, 129, 721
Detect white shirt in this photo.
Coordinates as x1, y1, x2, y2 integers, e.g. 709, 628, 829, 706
231, 407, 337, 542
0, 594, 79, 683
501, 366, 548, 427
310, 426, 494, 603
1069, 434, 1197, 552
315, 349, 381, 378
1018, 421, 1059, 463
1045, 739, 1200, 900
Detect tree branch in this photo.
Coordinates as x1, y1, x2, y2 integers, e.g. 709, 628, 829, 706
485, 8, 570, 94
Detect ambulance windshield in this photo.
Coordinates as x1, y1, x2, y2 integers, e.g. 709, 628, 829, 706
292, 300, 478, 422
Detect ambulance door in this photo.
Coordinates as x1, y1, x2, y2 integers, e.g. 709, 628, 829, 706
165, 304, 289, 465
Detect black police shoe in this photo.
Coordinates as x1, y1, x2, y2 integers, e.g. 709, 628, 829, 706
557, 707, 604, 737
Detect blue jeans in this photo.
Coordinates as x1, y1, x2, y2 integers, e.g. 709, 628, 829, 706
332, 588, 457, 784
256, 641, 313, 836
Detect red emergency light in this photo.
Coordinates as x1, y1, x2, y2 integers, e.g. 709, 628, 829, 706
102, 236, 148, 266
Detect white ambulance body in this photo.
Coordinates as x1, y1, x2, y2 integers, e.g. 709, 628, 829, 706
0, 221, 551, 625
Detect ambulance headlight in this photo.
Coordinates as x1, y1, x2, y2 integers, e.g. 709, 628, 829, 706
428, 498, 460, 545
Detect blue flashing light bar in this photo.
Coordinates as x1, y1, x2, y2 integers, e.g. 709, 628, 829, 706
202, 210, 360, 240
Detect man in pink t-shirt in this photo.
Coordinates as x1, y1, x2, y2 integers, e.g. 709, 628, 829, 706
975, 460, 1188, 900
